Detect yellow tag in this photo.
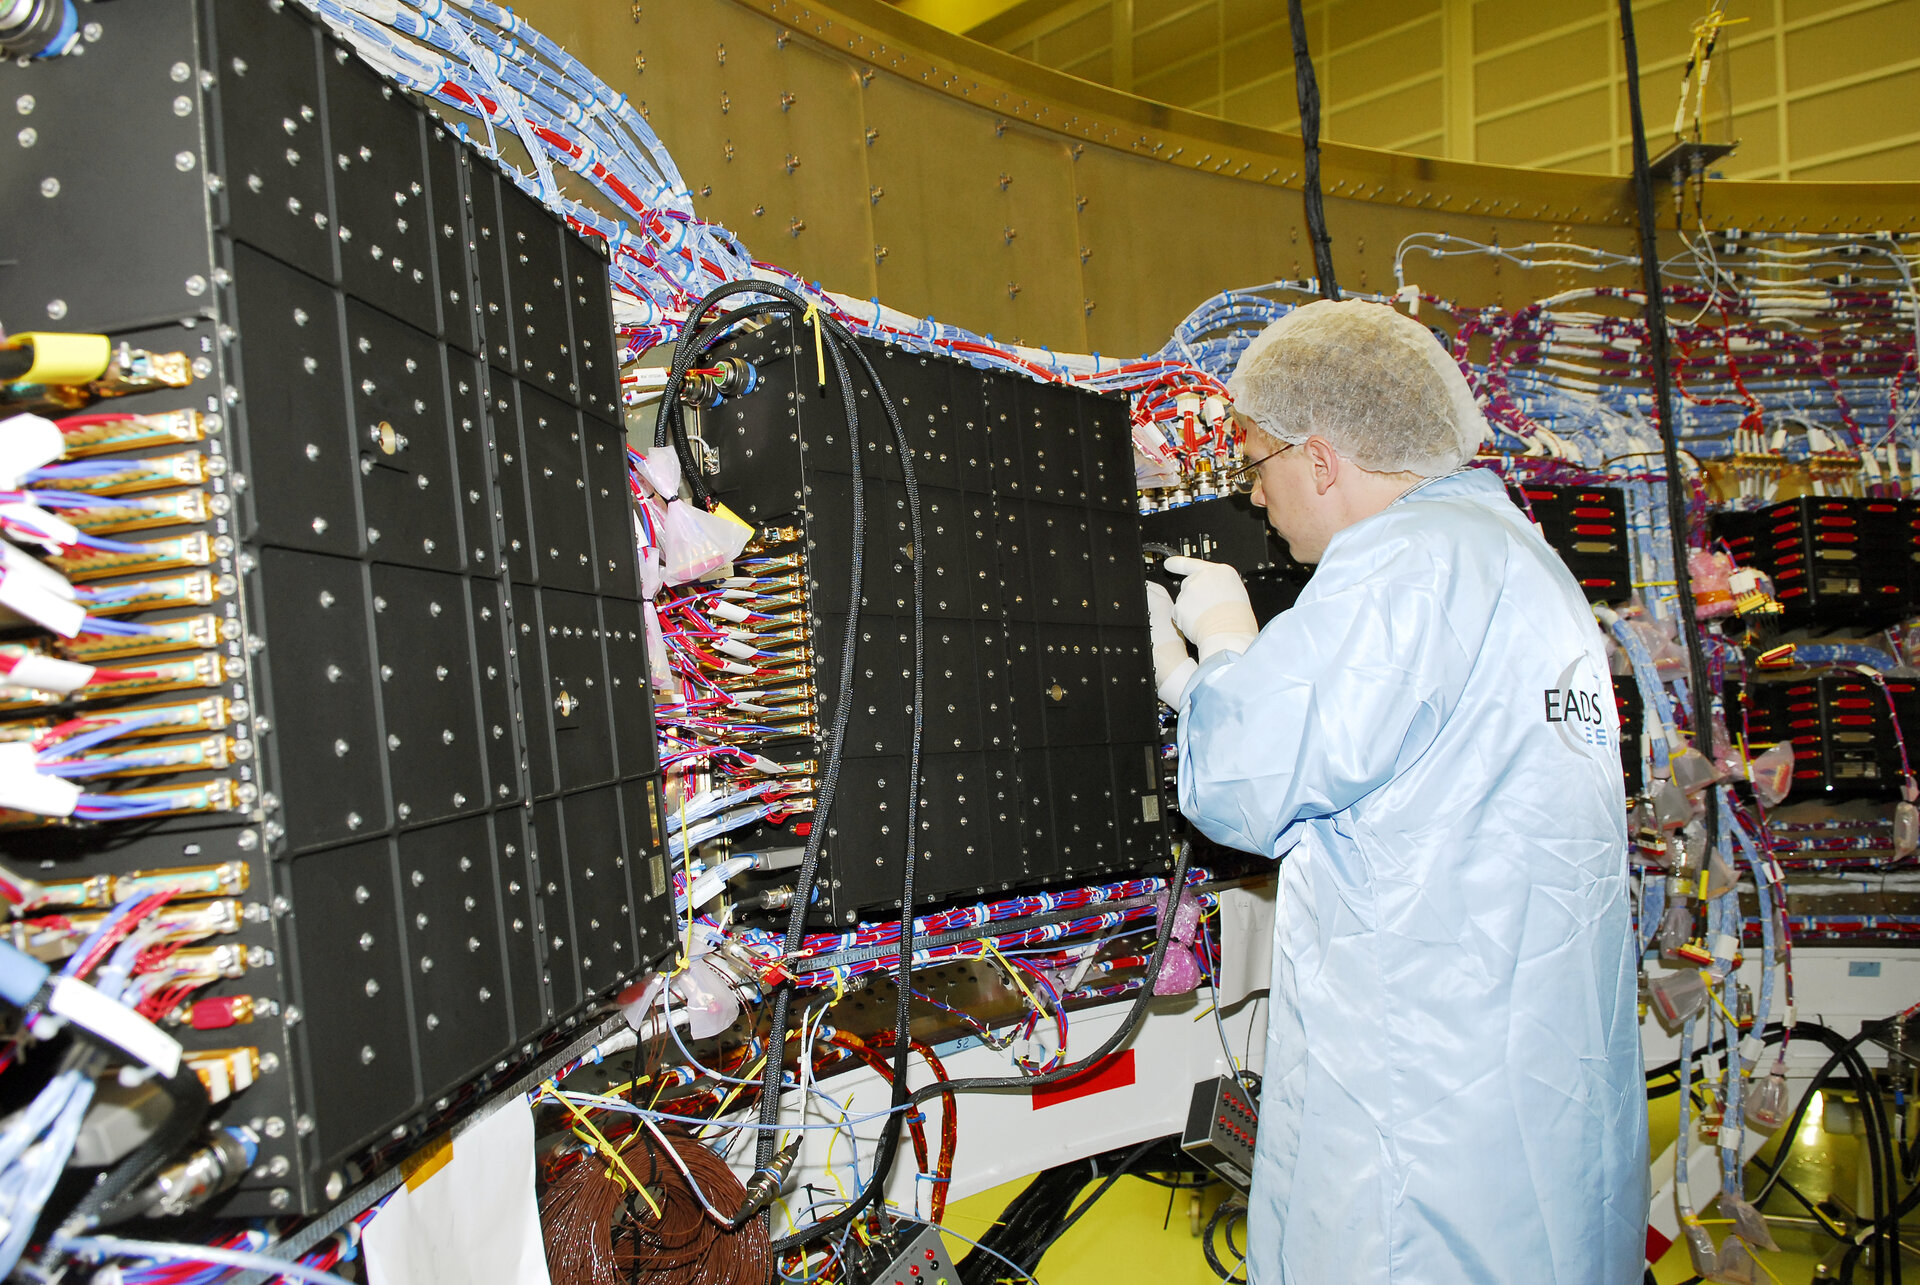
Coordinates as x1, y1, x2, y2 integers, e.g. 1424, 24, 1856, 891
401, 1133, 454, 1191
9, 333, 112, 387
711, 501, 755, 536
801, 303, 826, 388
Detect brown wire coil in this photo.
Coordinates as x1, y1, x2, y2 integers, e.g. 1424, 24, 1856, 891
541, 1127, 771, 1285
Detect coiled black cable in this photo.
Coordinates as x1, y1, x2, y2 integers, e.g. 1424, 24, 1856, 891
1203, 1197, 1249, 1282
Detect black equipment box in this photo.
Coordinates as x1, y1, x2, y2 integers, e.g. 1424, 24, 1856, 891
1181, 1074, 1259, 1194
1508, 482, 1632, 603
1713, 497, 1917, 626
1737, 673, 1920, 802
0, 0, 672, 1215
702, 324, 1170, 922
1615, 676, 1644, 795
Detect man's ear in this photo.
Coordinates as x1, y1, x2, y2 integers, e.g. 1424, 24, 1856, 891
1305, 436, 1340, 497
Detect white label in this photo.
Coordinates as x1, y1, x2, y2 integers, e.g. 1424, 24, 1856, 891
0, 540, 81, 636
6, 652, 94, 695
1711, 931, 1740, 960
0, 743, 79, 817
1739, 1035, 1767, 1066
0, 415, 66, 489
0, 502, 80, 553
48, 976, 184, 1078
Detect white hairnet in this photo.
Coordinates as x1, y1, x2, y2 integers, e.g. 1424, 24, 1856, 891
1226, 299, 1486, 477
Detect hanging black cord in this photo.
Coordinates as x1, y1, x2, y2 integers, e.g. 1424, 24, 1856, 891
647, 281, 889, 1236
664, 294, 926, 1256
904, 839, 1192, 1109
1285, 0, 1339, 300
1616, 0, 1719, 868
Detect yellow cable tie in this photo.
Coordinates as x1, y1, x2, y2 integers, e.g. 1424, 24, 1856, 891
802, 302, 826, 388
539, 1082, 662, 1220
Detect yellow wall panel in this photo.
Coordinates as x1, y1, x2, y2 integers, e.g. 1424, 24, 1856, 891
1473, 0, 1606, 57
1327, 77, 1445, 147
1326, 16, 1442, 91
1797, 138, 1920, 179
1783, 0, 1920, 92
1789, 66, 1920, 159
1138, 0, 1205, 30
495, 0, 1920, 367
1064, 48, 1115, 82
1326, 0, 1439, 48
1722, 107, 1783, 176
1478, 85, 1612, 163
1135, 60, 1214, 105
1040, 6, 1113, 66
966, 0, 1918, 180
1474, 26, 1612, 118
1226, 76, 1293, 126
1223, 24, 1291, 90
1136, 6, 1222, 77
1223, 0, 1290, 31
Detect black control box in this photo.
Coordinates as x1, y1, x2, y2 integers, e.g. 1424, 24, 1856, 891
1181, 1075, 1259, 1194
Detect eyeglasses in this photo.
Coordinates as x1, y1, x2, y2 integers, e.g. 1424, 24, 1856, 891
1223, 441, 1294, 493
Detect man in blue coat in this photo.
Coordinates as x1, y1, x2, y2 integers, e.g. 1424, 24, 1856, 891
1151, 300, 1647, 1284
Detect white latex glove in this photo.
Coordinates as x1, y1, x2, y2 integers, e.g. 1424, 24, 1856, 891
1164, 556, 1258, 662
1147, 581, 1197, 706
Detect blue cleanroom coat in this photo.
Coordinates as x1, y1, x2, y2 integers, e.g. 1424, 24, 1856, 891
1176, 468, 1648, 1284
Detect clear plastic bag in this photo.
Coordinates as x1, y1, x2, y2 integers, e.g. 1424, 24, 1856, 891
1746, 741, 1794, 808
642, 601, 676, 694
1656, 902, 1697, 955
632, 447, 751, 584
1896, 800, 1919, 859
1708, 1233, 1759, 1284
1648, 967, 1708, 1029
1671, 745, 1722, 796
1722, 1193, 1778, 1253
1744, 1060, 1790, 1131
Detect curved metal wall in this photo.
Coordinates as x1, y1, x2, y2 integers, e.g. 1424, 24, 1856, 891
511, 0, 1919, 357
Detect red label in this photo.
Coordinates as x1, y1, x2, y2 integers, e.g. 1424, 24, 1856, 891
1031, 1050, 1136, 1109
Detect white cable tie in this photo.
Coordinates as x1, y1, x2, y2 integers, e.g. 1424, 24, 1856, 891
0, 415, 67, 490
47, 976, 183, 1078
6, 652, 94, 695
0, 743, 79, 817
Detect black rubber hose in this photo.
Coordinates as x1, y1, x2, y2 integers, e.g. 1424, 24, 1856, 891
1203, 1198, 1249, 1281
1283, 0, 1337, 300
1614, 0, 1718, 819
1031, 1136, 1165, 1259
59, 1062, 210, 1234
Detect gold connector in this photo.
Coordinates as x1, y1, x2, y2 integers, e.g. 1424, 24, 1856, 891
58, 410, 208, 459
69, 572, 221, 617
38, 734, 239, 778
183, 1047, 260, 1104
65, 490, 216, 537
0, 653, 236, 709
25, 860, 249, 909
8, 898, 242, 962
53, 532, 217, 582
60, 613, 226, 662
33, 451, 214, 497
